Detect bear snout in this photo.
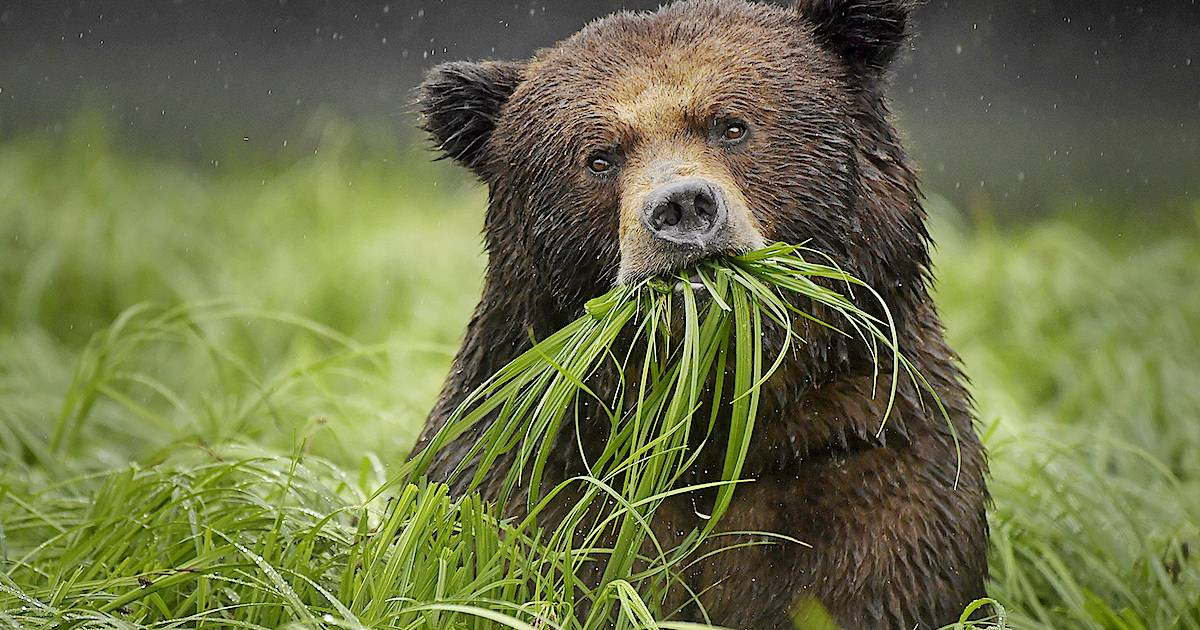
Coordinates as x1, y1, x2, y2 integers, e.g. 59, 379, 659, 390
640, 178, 729, 249
617, 175, 765, 285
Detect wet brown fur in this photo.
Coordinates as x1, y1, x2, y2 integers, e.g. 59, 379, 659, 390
412, 1, 988, 628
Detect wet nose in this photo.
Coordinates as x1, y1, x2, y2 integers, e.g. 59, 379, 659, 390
641, 179, 729, 249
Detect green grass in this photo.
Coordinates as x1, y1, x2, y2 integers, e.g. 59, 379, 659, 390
1, 118, 1198, 628
407, 243, 916, 626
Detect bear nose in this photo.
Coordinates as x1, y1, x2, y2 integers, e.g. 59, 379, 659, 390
641, 179, 729, 249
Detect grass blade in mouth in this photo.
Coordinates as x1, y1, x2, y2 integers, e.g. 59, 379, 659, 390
412, 243, 947, 620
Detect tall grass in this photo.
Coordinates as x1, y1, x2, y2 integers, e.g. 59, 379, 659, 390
1, 121, 1198, 628
407, 245, 921, 624
933, 207, 1200, 629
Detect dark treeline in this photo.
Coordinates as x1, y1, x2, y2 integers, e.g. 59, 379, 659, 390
1, 0, 1196, 213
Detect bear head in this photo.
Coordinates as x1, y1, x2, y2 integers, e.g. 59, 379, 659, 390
419, 0, 929, 328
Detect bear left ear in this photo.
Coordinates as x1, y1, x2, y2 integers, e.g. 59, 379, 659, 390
794, 0, 916, 74
418, 60, 525, 174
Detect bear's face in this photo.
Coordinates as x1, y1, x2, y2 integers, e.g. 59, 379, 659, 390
421, 0, 923, 312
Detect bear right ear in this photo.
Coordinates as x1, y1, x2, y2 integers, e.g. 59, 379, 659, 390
418, 60, 525, 174
794, 0, 917, 75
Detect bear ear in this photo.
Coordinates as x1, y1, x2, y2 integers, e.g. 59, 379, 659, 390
418, 60, 525, 173
794, 0, 916, 74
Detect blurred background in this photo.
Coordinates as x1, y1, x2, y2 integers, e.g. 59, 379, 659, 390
1, 2, 1198, 628
1, 0, 1197, 215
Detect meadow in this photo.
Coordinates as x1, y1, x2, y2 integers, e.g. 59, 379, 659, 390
0, 118, 1197, 628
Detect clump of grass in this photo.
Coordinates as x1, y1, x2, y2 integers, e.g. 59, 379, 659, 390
410, 243, 931, 624
0, 449, 572, 629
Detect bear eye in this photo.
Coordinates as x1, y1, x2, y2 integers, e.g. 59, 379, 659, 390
587, 155, 614, 175
720, 120, 749, 143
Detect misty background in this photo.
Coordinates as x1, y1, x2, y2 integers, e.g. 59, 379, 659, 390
1, 0, 1197, 215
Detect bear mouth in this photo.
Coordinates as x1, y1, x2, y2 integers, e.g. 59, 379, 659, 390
672, 270, 707, 294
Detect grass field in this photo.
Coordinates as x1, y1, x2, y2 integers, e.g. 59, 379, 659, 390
1, 118, 1198, 628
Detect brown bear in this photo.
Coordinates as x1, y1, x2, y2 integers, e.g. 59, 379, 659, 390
412, 1, 989, 628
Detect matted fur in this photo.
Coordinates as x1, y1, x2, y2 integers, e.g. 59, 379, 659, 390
413, 1, 988, 627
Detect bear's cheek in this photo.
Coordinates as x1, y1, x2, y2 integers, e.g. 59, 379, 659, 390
730, 131, 860, 250
514, 178, 623, 298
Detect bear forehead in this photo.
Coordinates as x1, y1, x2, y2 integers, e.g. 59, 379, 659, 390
528, 2, 811, 93
506, 1, 841, 146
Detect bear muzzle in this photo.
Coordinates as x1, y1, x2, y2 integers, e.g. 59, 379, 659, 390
617, 177, 765, 285
641, 178, 728, 249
